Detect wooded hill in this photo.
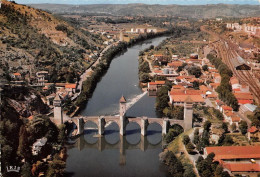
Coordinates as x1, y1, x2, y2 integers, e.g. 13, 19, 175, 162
30, 3, 260, 19
0, 0, 104, 83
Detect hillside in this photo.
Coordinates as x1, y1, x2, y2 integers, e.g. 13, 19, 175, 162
29, 3, 260, 19
0, 0, 105, 83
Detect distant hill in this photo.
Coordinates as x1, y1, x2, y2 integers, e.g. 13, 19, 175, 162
29, 3, 260, 18
0, 0, 104, 83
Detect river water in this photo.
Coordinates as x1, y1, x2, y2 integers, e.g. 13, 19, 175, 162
65, 36, 170, 177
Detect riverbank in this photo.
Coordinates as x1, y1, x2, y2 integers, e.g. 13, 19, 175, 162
73, 30, 174, 115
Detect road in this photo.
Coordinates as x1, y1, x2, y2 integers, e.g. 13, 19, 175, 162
71, 43, 115, 100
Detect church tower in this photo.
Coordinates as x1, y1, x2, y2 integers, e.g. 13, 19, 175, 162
53, 94, 63, 125
119, 96, 127, 136
184, 96, 193, 130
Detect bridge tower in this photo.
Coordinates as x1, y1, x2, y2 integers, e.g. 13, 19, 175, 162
119, 96, 127, 136
53, 94, 63, 125
184, 96, 193, 130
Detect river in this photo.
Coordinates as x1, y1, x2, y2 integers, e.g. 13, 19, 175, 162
65, 36, 170, 177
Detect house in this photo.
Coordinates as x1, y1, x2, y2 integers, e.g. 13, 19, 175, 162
168, 61, 183, 69
220, 105, 233, 113
148, 81, 165, 91
234, 92, 254, 100
12, 73, 22, 80
32, 137, 47, 155
204, 146, 260, 176
169, 94, 204, 106
36, 71, 49, 86
230, 116, 241, 126
209, 83, 220, 91
248, 126, 260, 141
65, 83, 77, 93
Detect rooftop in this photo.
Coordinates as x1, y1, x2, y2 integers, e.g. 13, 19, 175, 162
205, 146, 260, 161
120, 96, 126, 103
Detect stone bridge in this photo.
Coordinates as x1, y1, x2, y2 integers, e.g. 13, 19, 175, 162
54, 95, 193, 136
70, 115, 185, 136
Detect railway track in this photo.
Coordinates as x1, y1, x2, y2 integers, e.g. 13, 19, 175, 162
214, 40, 260, 103
201, 26, 260, 103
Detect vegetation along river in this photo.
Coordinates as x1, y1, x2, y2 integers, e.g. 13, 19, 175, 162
65, 36, 170, 177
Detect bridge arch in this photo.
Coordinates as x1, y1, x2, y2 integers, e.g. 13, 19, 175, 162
104, 122, 120, 145
146, 122, 162, 145
125, 121, 141, 145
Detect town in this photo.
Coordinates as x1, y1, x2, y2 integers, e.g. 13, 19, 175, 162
0, 0, 260, 177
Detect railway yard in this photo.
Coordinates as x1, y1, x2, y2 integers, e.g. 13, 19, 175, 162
202, 26, 260, 104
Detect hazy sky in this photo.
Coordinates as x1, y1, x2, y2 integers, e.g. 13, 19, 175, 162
15, 0, 260, 5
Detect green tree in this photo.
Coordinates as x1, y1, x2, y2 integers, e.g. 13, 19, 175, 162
239, 121, 248, 135
188, 66, 202, 78
222, 122, 229, 133
202, 65, 208, 71
183, 135, 190, 145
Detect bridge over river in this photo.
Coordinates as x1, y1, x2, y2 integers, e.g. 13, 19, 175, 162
54, 95, 193, 136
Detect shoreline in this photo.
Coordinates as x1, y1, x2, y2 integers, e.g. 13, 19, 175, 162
73, 30, 173, 116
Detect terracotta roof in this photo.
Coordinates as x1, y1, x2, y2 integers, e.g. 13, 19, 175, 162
172, 85, 185, 90
149, 81, 165, 85
231, 116, 241, 122
238, 100, 253, 104
230, 77, 239, 85
120, 96, 126, 103
233, 88, 241, 92
209, 83, 220, 89
223, 163, 260, 172
225, 111, 234, 117
13, 73, 21, 76
171, 95, 204, 103
207, 94, 217, 98
222, 105, 233, 111
205, 146, 260, 160
199, 85, 209, 91
248, 126, 259, 133
168, 61, 183, 67
65, 84, 77, 89
28, 115, 34, 120
234, 93, 254, 100
154, 70, 163, 74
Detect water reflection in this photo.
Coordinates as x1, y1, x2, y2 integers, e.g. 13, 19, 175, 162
72, 134, 162, 165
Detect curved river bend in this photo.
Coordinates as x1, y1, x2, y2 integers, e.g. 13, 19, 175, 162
65, 36, 170, 177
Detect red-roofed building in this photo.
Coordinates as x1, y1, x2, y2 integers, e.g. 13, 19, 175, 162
238, 100, 254, 105
222, 163, 260, 174
248, 126, 260, 141
220, 105, 233, 113
204, 146, 260, 161
234, 92, 254, 101
65, 83, 77, 93
148, 81, 166, 91
170, 94, 204, 106
12, 72, 22, 80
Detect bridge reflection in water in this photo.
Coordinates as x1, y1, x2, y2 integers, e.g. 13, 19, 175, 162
71, 133, 162, 166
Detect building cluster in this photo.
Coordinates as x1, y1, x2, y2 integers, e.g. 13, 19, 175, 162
147, 53, 220, 107
129, 28, 157, 34
226, 23, 260, 37
204, 146, 260, 176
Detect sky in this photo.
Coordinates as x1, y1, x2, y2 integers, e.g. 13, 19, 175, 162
15, 0, 260, 5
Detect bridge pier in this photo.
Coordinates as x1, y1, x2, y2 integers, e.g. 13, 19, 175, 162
162, 118, 169, 135
77, 118, 84, 135
98, 117, 105, 135
141, 117, 148, 136
119, 136, 126, 166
